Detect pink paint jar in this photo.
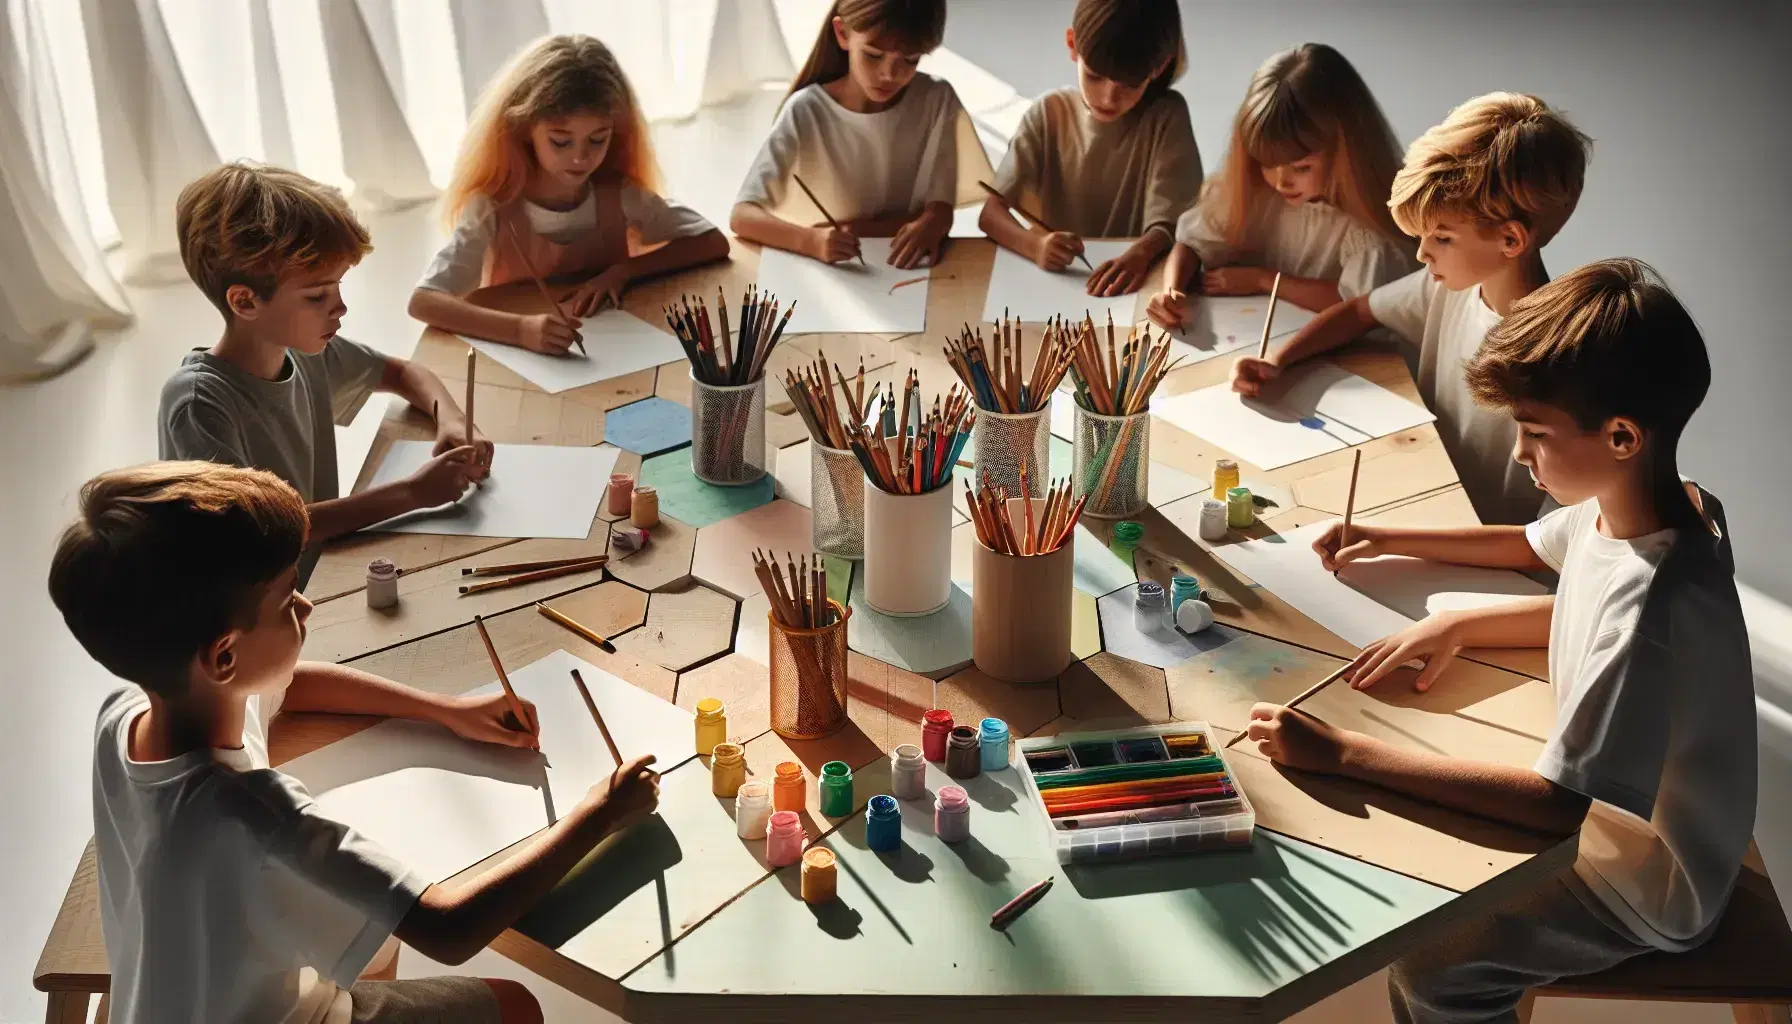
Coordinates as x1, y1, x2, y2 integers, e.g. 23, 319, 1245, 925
606, 473, 634, 517
935, 786, 970, 843
766, 810, 805, 867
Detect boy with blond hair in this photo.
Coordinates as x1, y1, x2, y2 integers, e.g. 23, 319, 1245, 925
1250, 260, 1755, 1022
52, 461, 659, 1023
1230, 92, 1592, 525
160, 162, 493, 587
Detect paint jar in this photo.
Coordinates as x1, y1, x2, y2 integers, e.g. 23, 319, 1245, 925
818, 761, 854, 817
711, 743, 746, 798
891, 744, 927, 799
694, 697, 727, 756
606, 473, 634, 517
735, 780, 772, 840
945, 726, 982, 780
921, 710, 954, 762
1169, 574, 1201, 620
1227, 486, 1255, 529
365, 558, 399, 610
800, 847, 838, 903
1108, 520, 1144, 566
865, 795, 901, 852
766, 810, 805, 867
863, 480, 954, 616
979, 718, 1010, 772
1211, 459, 1240, 502
971, 517, 1073, 684
810, 443, 865, 560
1198, 498, 1228, 541
611, 526, 647, 554
630, 485, 660, 529
689, 371, 766, 486
768, 600, 851, 740
971, 406, 1051, 498
1176, 598, 1215, 633
1072, 404, 1150, 519
1133, 581, 1169, 632
935, 786, 971, 844
773, 761, 806, 812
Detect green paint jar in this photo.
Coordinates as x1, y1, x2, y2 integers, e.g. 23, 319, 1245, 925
1227, 487, 1255, 529
1109, 520, 1144, 565
818, 760, 854, 817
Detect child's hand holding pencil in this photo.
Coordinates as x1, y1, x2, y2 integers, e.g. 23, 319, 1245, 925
438, 690, 543, 751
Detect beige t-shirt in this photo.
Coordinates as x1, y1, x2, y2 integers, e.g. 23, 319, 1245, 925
735, 73, 992, 223
1176, 197, 1417, 299
993, 87, 1202, 239
1368, 269, 1541, 525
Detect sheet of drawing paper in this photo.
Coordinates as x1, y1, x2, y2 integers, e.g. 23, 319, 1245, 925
279, 650, 695, 883
1209, 520, 1548, 649
1150, 361, 1435, 470
364, 441, 617, 539
1169, 295, 1317, 364
981, 240, 1143, 324
755, 238, 930, 333
462, 310, 684, 394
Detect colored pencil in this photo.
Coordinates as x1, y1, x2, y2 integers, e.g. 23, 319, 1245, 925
990, 876, 1054, 930
456, 556, 606, 595
664, 286, 793, 386
568, 668, 623, 766
965, 472, 1082, 556
1223, 663, 1354, 749
463, 555, 608, 577
536, 601, 617, 653
978, 180, 1094, 272
792, 173, 866, 267
503, 220, 585, 354
1337, 448, 1363, 576
942, 315, 1075, 414
783, 349, 869, 450
1256, 271, 1284, 360
473, 614, 540, 757
845, 376, 974, 496
751, 548, 835, 629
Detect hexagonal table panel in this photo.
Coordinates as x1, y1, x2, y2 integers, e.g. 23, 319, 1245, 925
602, 396, 692, 457
845, 569, 973, 680
613, 580, 738, 673
604, 513, 697, 592
691, 499, 814, 601
1096, 587, 1243, 670
639, 449, 776, 529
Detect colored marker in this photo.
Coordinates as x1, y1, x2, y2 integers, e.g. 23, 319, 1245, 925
990, 876, 1054, 930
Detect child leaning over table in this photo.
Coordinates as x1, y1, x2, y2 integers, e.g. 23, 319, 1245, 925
51, 461, 660, 1024
1244, 259, 1755, 1024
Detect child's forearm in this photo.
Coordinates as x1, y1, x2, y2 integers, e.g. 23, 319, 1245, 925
619, 229, 730, 284
1436, 596, 1554, 650
409, 289, 526, 347
730, 202, 818, 258
282, 662, 457, 722
1272, 274, 1344, 313
1336, 731, 1589, 836
978, 197, 1047, 260
1129, 228, 1174, 264
1161, 242, 1199, 292
1268, 294, 1378, 368
1375, 525, 1546, 570
306, 483, 425, 544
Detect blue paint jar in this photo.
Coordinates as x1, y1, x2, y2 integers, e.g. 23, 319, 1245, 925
1170, 574, 1201, 620
978, 718, 1010, 771
866, 794, 902, 852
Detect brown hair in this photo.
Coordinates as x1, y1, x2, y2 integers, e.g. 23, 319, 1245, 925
1071, 0, 1185, 105
176, 162, 372, 316
1468, 258, 1709, 528
786, 0, 946, 100
48, 462, 309, 695
1389, 92, 1592, 245
1197, 43, 1406, 251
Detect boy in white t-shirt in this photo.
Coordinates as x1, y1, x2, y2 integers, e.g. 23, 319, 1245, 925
1245, 260, 1755, 1023
50, 462, 660, 1024
1230, 92, 1593, 525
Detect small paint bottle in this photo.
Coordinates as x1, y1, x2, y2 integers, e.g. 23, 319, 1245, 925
1227, 486, 1255, 529
921, 709, 954, 762
1198, 498, 1229, 541
1211, 459, 1240, 502
934, 785, 971, 843
978, 718, 1010, 772
1169, 574, 1201, 620
1176, 598, 1215, 633
890, 744, 927, 800
694, 697, 727, 757
1133, 580, 1169, 632
710, 742, 746, 798
766, 810, 806, 867
365, 558, 400, 610
606, 473, 634, 517
945, 726, 982, 779
773, 761, 806, 812
630, 484, 660, 529
735, 780, 772, 840
1108, 520, 1144, 567
800, 847, 838, 903
818, 761, 854, 817
611, 526, 647, 554
865, 795, 901, 852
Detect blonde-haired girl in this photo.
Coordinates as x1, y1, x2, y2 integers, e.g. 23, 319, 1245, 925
731, 0, 991, 269
411, 35, 728, 354
1148, 44, 1415, 328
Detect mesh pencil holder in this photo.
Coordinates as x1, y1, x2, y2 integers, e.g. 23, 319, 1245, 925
809, 443, 865, 560
689, 371, 766, 486
769, 600, 852, 740
863, 480, 955, 616
972, 523, 1073, 684
970, 406, 1050, 498
1073, 404, 1150, 519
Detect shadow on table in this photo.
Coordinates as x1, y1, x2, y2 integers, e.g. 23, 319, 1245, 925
515, 813, 683, 948
1274, 761, 1560, 855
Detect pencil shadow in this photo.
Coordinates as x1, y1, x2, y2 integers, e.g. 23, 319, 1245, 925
1360, 710, 1450, 756
1360, 663, 1535, 716
944, 835, 1011, 884
513, 813, 682, 948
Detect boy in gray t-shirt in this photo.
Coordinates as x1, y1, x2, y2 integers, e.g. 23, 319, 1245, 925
159, 162, 494, 587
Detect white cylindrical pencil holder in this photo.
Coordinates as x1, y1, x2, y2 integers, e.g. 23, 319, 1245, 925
863, 480, 954, 616
810, 442, 865, 560
970, 406, 1050, 498
689, 372, 766, 486
1073, 404, 1150, 519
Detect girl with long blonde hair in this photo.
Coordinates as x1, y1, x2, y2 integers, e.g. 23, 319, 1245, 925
731, 0, 991, 269
411, 35, 728, 354
1149, 44, 1414, 327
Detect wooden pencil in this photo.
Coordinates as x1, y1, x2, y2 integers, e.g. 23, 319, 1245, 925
1340, 448, 1363, 552
977, 180, 1094, 272
1256, 272, 1284, 360
568, 668, 624, 765
1222, 663, 1353, 749
463, 555, 609, 577
473, 614, 537, 753
457, 556, 606, 596
792, 173, 866, 267
536, 601, 617, 653
503, 220, 585, 354
464, 350, 476, 438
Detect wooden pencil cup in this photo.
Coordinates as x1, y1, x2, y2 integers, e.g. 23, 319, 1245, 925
810, 442, 865, 560
970, 406, 1050, 498
972, 525, 1073, 684
863, 481, 955, 616
1073, 404, 1150, 519
690, 371, 766, 486
768, 600, 851, 740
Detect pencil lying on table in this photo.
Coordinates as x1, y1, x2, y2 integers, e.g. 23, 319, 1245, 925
536, 601, 618, 653
503, 220, 585, 355
473, 613, 544, 760
976, 180, 1093, 272
457, 556, 606, 595
793, 173, 867, 267
1223, 663, 1352, 749
463, 555, 608, 577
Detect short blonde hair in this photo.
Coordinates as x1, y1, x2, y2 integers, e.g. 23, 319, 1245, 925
1389, 92, 1592, 244
177, 162, 371, 316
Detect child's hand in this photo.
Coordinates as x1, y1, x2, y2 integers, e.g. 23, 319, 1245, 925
405, 445, 478, 507
1228, 355, 1281, 397
1036, 231, 1083, 272
1345, 613, 1465, 693
1203, 266, 1272, 296
1243, 703, 1352, 773
889, 212, 947, 269
440, 692, 541, 750
1311, 520, 1389, 572
811, 225, 862, 264
569, 266, 629, 317
1087, 247, 1152, 297
1146, 289, 1188, 330
585, 754, 661, 831
432, 416, 494, 482
517, 313, 580, 355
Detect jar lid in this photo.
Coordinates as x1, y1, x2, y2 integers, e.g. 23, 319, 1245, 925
695, 696, 723, 717
774, 761, 802, 780
802, 847, 837, 870
1227, 486, 1252, 500
936, 785, 969, 808
923, 709, 954, 727
821, 760, 851, 779
892, 743, 924, 762
867, 794, 898, 817
1113, 520, 1144, 543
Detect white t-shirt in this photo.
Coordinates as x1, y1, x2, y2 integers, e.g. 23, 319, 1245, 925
735, 74, 987, 224
416, 186, 715, 294
93, 687, 427, 1024
1526, 488, 1755, 950
1368, 268, 1541, 525
1175, 198, 1416, 300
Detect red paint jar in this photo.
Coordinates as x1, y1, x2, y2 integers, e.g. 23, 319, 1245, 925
921, 709, 954, 762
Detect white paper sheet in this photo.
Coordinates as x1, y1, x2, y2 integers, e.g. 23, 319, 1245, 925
364, 441, 617, 538
1168, 295, 1317, 365
754, 238, 930, 334
982, 240, 1143, 324
279, 650, 696, 883
1210, 520, 1548, 650
1151, 360, 1435, 470
462, 310, 684, 395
